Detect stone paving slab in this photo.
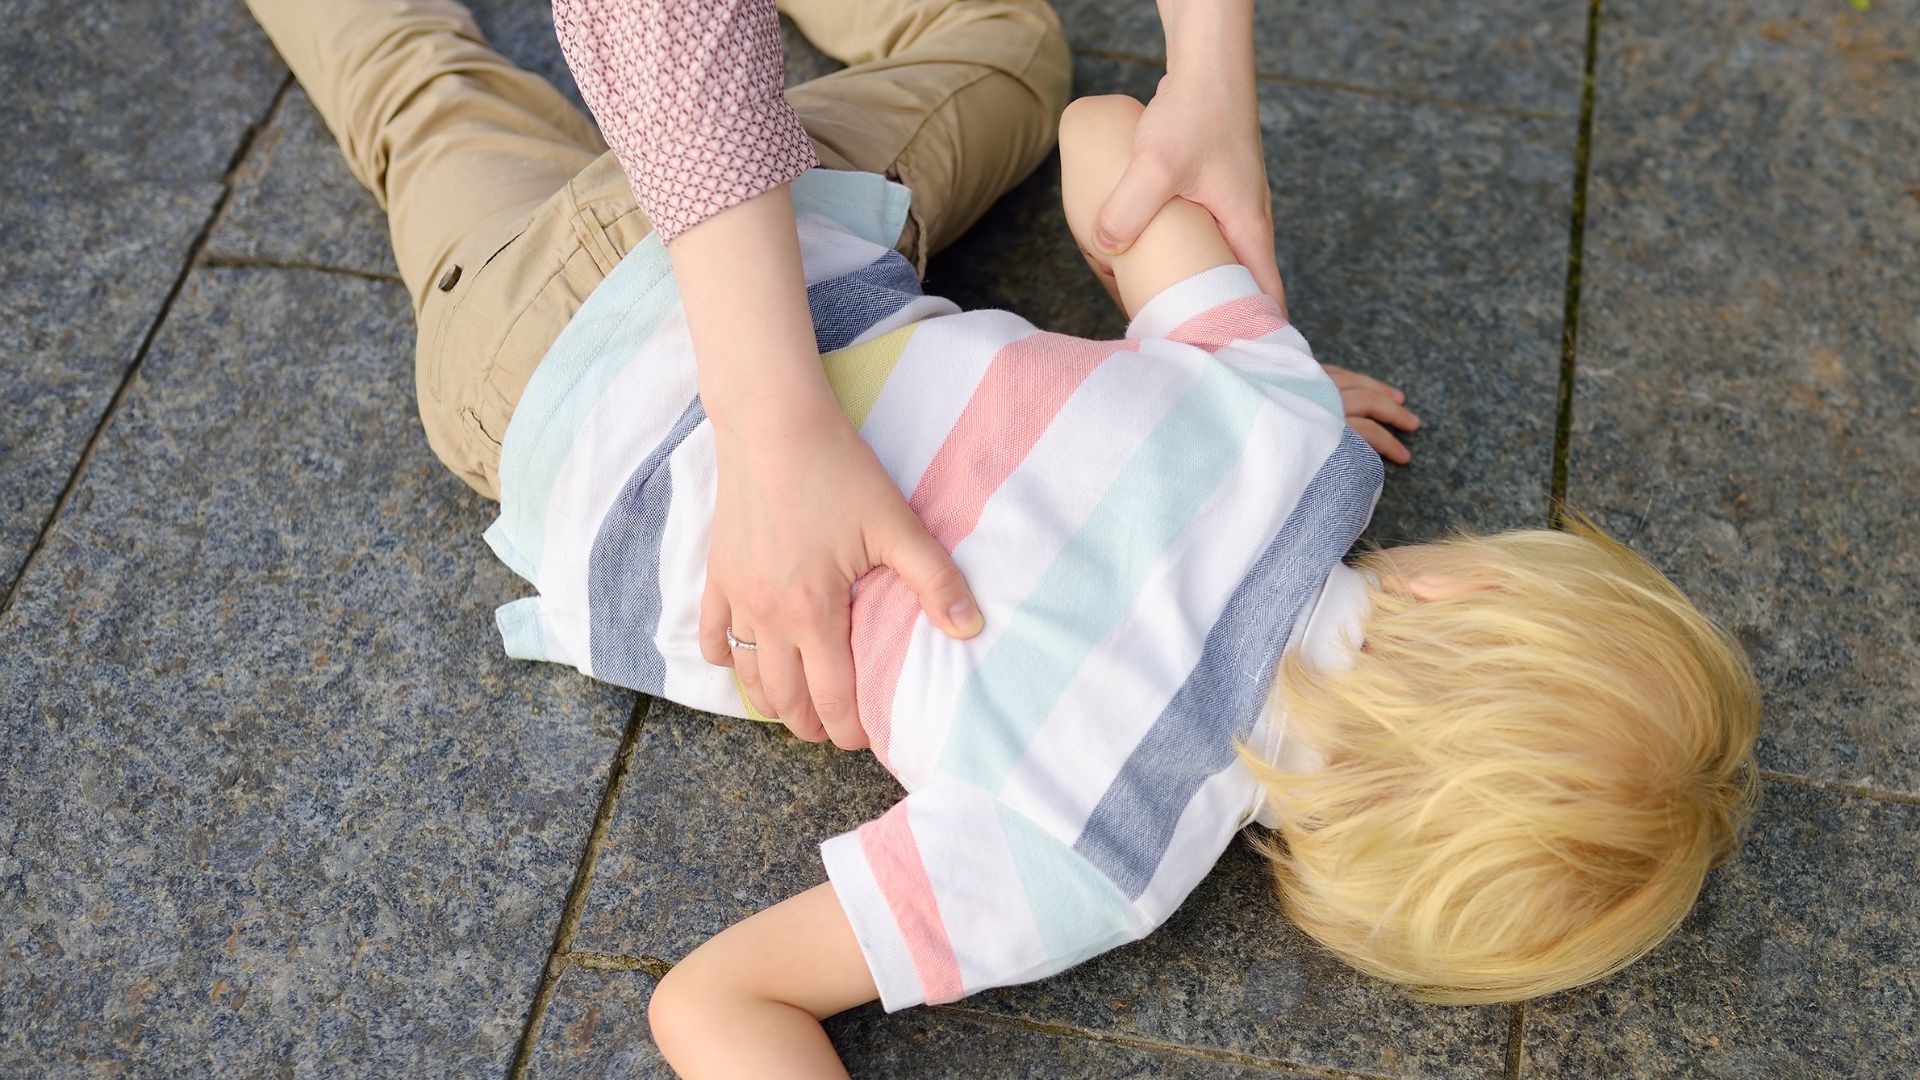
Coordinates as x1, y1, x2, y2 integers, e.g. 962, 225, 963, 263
571, 704, 1509, 1078
1565, 0, 1920, 795
210, 85, 401, 279
529, 966, 1333, 1079
0, 267, 629, 1074
1520, 779, 1920, 1076
936, 55, 1573, 540
0, 0, 285, 588
1053, 0, 1588, 117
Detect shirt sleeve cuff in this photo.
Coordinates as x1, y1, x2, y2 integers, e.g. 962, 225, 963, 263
627, 95, 821, 242
820, 830, 929, 1012
1124, 263, 1270, 342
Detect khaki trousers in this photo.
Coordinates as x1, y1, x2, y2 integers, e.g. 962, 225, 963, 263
244, 0, 1070, 498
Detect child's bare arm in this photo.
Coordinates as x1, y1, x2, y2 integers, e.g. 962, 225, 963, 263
649, 883, 876, 1079
1060, 95, 1241, 320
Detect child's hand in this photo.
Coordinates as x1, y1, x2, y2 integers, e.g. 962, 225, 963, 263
1324, 364, 1420, 465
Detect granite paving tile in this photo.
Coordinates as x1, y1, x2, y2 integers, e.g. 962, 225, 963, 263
1053, 0, 1587, 117
0, 0, 285, 589
529, 966, 1336, 1078
572, 705, 1509, 1077
209, 86, 400, 279
1521, 780, 1920, 1077
0, 267, 629, 1075
1566, 0, 1920, 794
934, 56, 1573, 541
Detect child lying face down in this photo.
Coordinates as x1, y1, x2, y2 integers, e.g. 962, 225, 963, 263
484, 95, 1759, 1076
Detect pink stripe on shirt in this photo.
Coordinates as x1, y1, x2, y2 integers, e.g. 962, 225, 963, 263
858, 802, 964, 1003
1164, 293, 1289, 352
851, 333, 1120, 764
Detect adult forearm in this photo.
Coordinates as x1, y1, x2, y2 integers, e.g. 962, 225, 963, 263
669, 185, 840, 433
1157, 0, 1255, 83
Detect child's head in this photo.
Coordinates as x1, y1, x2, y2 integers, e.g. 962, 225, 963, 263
1245, 517, 1760, 1003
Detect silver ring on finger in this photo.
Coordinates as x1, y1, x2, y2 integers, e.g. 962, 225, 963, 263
725, 625, 758, 652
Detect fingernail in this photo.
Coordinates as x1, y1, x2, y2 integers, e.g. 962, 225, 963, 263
949, 598, 983, 633
1094, 227, 1118, 253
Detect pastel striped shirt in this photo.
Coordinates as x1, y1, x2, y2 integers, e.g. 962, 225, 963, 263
485, 169, 1384, 1011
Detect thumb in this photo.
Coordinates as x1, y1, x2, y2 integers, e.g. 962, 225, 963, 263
874, 509, 982, 640
1094, 154, 1175, 258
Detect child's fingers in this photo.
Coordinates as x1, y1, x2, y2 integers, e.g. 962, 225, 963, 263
1339, 384, 1421, 431
1323, 363, 1407, 404
1350, 418, 1412, 465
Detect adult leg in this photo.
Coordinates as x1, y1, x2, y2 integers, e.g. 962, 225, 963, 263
776, 0, 1073, 269
244, 0, 615, 496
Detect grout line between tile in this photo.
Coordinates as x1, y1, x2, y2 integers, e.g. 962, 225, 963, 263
201, 254, 404, 285
1759, 769, 1920, 808
1505, 1000, 1527, 1078
1548, 0, 1602, 528
1072, 46, 1563, 122
0, 74, 296, 622
508, 694, 655, 1078
930, 1004, 1396, 1080
565, 950, 674, 979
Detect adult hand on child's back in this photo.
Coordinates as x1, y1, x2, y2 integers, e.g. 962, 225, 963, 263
1093, 69, 1287, 315
701, 407, 984, 750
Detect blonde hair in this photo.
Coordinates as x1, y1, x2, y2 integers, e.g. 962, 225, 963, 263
1245, 516, 1759, 1004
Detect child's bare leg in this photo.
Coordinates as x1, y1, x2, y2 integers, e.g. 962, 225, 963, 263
1059, 95, 1241, 320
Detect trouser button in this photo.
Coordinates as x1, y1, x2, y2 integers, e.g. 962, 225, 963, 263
436, 265, 462, 291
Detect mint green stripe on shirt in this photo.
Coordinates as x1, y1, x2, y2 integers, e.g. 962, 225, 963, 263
487, 240, 677, 585
937, 362, 1267, 792
1245, 369, 1345, 419
993, 804, 1136, 974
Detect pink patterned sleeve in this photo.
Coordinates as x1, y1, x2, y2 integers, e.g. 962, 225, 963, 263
552, 0, 820, 242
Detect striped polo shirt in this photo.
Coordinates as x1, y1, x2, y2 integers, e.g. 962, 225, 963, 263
485, 169, 1384, 1011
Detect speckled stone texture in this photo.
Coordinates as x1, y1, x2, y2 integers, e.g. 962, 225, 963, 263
529, 967, 1334, 1078
1522, 780, 1920, 1076
210, 86, 401, 279
0, 268, 630, 1074
936, 56, 1572, 542
1052, 0, 1588, 116
0, 0, 285, 588
1563, 0, 1920, 795
570, 705, 1510, 1077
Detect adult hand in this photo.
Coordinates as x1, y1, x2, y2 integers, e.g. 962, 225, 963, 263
701, 406, 983, 750
670, 185, 982, 751
1093, 0, 1283, 312
1093, 69, 1285, 315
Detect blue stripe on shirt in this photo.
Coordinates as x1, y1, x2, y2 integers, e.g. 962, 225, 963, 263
1072, 429, 1383, 899
807, 250, 923, 354
585, 398, 707, 693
